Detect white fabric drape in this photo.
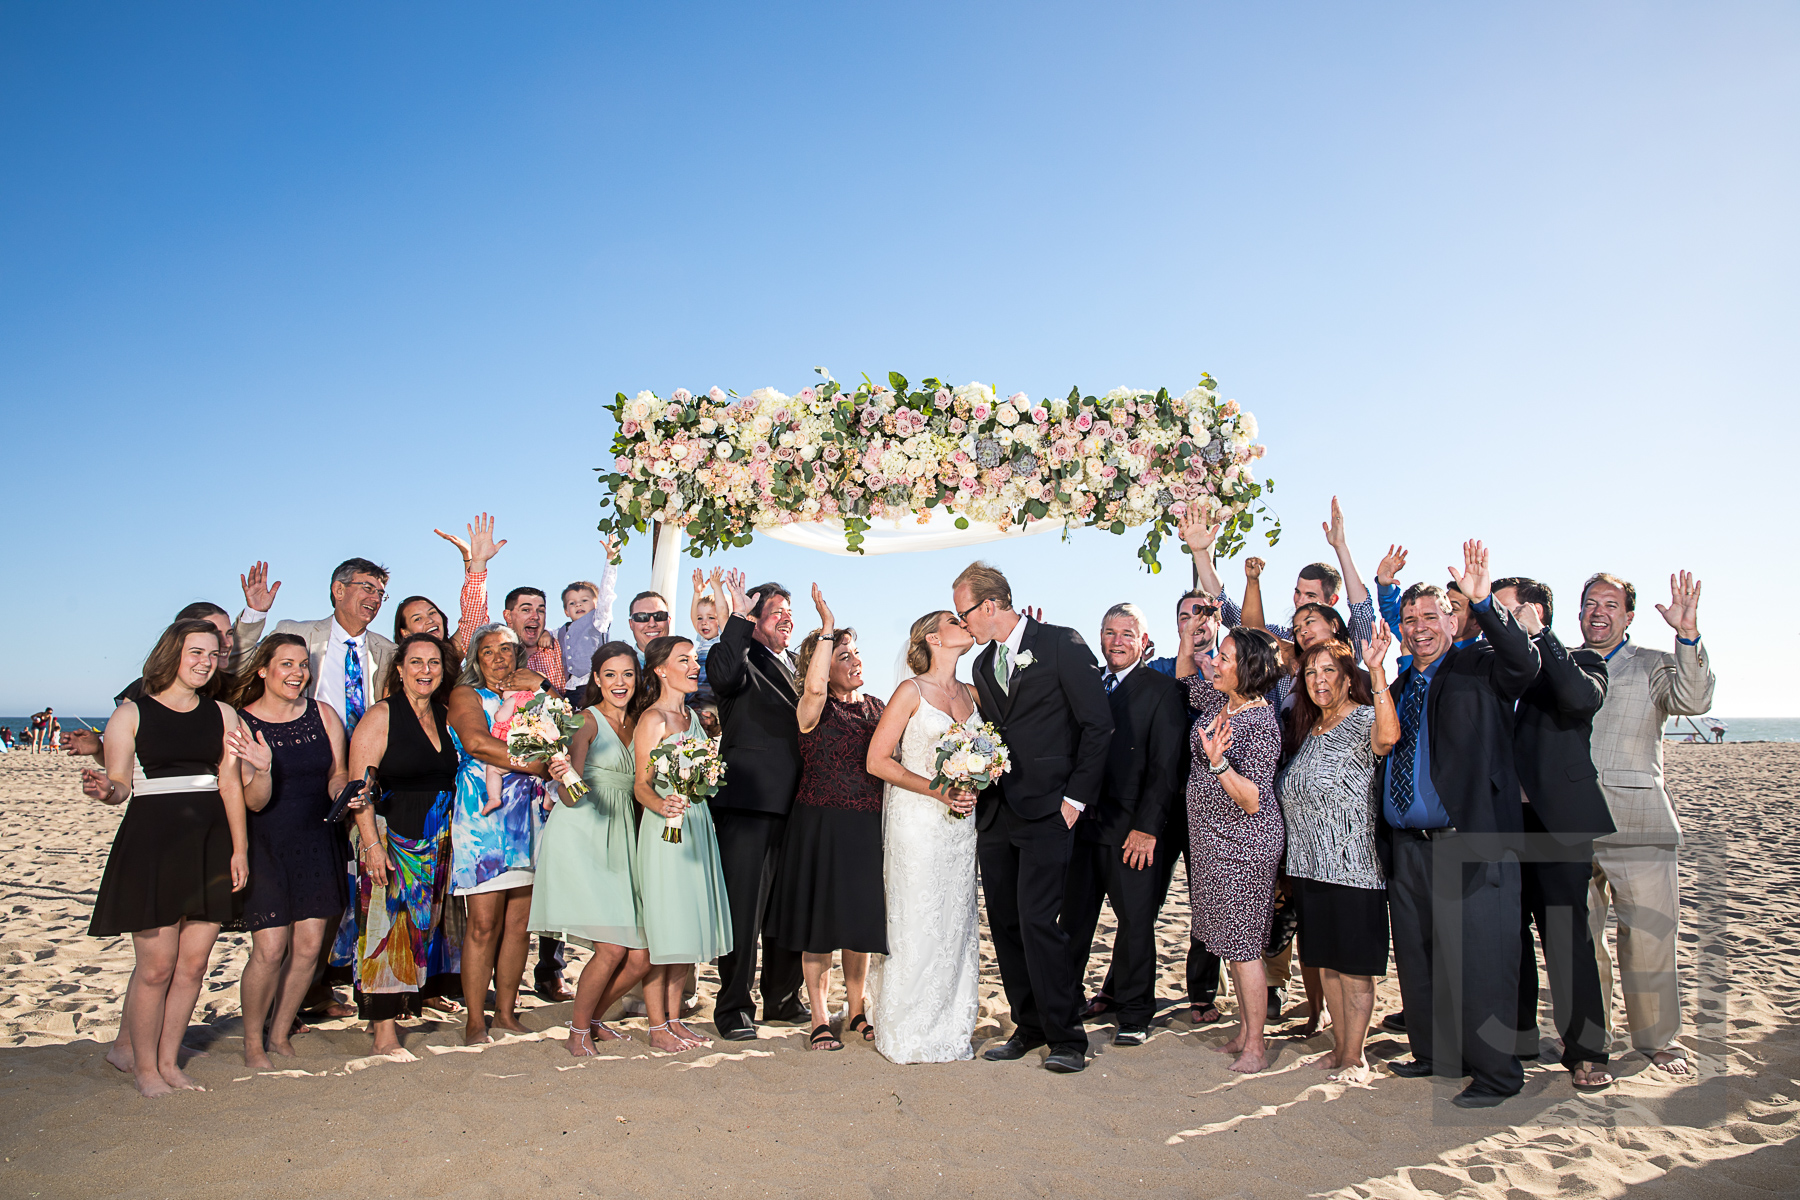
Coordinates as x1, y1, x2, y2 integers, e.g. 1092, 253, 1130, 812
649, 522, 682, 612
764, 508, 1070, 556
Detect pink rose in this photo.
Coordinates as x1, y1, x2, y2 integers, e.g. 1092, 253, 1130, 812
1030, 406, 1049, 424
753, 441, 771, 460
615, 455, 632, 472
671, 388, 692, 404
1074, 413, 1093, 432
622, 420, 640, 437
797, 387, 815, 403
949, 417, 967, 433
1100, 465, 1118, 481
1170, 500, 1187, 517
960, 475, 978, 490
1110, 428, 1128, 446
934, 388, 951, 405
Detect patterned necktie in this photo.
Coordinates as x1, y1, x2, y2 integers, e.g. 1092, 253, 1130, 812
1104, 672, 1117, 694
994, 644, 1010, 694
1389, 672, 1429, 817
343, 639, 367, 734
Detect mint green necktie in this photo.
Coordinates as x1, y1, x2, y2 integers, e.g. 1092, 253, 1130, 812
994, 644, 1010, 694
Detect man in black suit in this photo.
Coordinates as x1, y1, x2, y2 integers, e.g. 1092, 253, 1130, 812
954, 562, 1114, 1074
1492, 576, 1616, 1089
1378, 542, 1539, 1109
705, 572, 807, 1039
1060, 603, 1189, 1046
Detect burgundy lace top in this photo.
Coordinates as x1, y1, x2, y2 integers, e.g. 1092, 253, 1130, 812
794, 695, 886, 813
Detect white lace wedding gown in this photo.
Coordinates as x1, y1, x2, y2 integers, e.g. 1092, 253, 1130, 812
868, 688, 981, 1064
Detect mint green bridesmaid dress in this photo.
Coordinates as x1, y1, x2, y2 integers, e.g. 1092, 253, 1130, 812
528, 708, 647, 949
634, 709, 733, 965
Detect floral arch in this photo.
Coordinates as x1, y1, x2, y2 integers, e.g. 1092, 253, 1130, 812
598, 370, 1277, 601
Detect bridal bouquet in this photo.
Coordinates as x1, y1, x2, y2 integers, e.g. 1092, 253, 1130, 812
503, 692, 590, 801
647, 730, 727, 844
929, 719, 1012, 820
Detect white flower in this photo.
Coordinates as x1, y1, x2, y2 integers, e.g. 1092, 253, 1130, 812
964, 753, 988, 774
1238, 412, 1258, 439
1013, 650, 1036, 671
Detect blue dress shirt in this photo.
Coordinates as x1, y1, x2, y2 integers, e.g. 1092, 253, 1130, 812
1383, 652, 1452, 829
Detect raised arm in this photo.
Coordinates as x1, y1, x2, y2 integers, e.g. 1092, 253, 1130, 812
595, 535, 620, 642
1322, 497, 1370, 607
703, 571, 758, 700
1240, 557, 1267, 632
1651, 571, 1715, 716
1454, 541, 1539, 700
226, 722, 275, 811
1361, 621, 1400, 756
1519, 598, 1606, 718
1179, 515, 1227, 606
437, 513, 505, 652
1374, 544, 1407, 639
796, 585, 835, 735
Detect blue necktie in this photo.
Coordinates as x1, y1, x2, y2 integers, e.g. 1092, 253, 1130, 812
1104, 673, 1118, 694
1390, 672, 1429, 818
344, 639, 366, 734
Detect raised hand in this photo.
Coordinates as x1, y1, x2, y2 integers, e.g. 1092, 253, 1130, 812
1244, 557, 1265, 581
225, 726, 272, 775
240, 561, 282, 612
62, 729, 101, 758
1655, 571, 1702, 638
435, 513, 506, 571
1021, 605, 1044, 623
1447, 539, 1492, 604
811, 583, 835, 631
724, 568, 751, 615
692, 567, 706, 596
1322, 496, 1348, 550
1178, 515, 1222, 556
1375, 544, 1408, 586
1361, 619, 1393, 675
602, 533, 622, 565
1514, 598, 1545, 636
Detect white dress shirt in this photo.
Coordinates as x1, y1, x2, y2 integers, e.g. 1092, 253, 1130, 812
316, 618, 372, 723
1101, 660, 1138, 691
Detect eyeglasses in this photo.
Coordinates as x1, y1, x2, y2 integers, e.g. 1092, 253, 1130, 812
956, 599, 988, 621
342, 581, 387, 602
629, 611, 670, 624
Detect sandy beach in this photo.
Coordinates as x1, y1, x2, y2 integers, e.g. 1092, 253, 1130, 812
0, 742, 1793, 1198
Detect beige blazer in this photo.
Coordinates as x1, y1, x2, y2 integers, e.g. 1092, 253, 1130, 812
233, 612, 396, 703
1589, 639, 1715, 846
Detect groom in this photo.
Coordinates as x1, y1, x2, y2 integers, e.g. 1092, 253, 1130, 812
954, 562, 1113, 1073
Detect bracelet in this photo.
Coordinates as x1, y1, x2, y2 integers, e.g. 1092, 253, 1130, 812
1207, 758, 1231, 776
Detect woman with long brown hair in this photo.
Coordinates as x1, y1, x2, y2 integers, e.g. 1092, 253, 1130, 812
530, 640, 652, 1057
631, 635, 731, 1053
82, 619, 251, 1096
226, 633, 350, 1068
1277, 629, 1399, 1082
346, 632, 462, 1056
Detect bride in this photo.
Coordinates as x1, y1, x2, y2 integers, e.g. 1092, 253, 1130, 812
863, 610, 981, 1064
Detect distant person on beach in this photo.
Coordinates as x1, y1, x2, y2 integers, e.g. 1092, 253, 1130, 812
81, 618, 250, 1097
1579, 570, 1714, 1076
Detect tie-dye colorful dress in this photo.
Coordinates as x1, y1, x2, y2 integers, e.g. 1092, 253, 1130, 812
450, 687, 547, 895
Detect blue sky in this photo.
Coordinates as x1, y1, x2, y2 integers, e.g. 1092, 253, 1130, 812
2, 2, 1794, 715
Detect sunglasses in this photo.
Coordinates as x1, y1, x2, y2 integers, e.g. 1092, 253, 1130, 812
1181, 605, 1219, 618
629, 611, 670, 624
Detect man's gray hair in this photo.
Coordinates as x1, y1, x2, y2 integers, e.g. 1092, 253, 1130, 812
1102, 602, 1150, 630
329, 557, 389, 603
459, 622, 521, 688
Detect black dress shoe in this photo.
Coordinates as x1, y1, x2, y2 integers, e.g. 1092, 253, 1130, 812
983, 1034, 1046, 1061
1388, 1058, 1435, 1078
716, 1014, 758, 1041
761, 1000, 812, 1026
1112, 1026, 1150, 1046
1451, 1085, 1513, 1109
1043, 1049, 1087, 1073
1079, 995, 1117, 1021
1381, 1010, 1407, 1033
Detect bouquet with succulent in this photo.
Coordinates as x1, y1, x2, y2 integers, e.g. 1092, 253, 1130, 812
928, 719, 1013, 820
503, 692, 590, 801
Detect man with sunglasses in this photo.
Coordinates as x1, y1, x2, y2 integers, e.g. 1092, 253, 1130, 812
626, 591, 673, 651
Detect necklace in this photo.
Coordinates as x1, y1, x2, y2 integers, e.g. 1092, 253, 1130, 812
1222, 696, 1266, 717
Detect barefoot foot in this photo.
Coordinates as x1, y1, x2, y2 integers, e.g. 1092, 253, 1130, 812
647, 1025, 686, 1053
105, 1041, 134, 1073
1328, 1060, 1371, 1084
1228, 1047, 1270, 1074
462, 1024, 492, 1047
673, 1020, 712, 1048
160, 1066, 204, 1091
267, 1038, 298, 1058
133, 1070, 173, 1098
1650, 1051, 1690, 1077
1313, 1053, 1344, 1071
588, 1020, 624, 1043
244, 1046, 273, 1070
490, 1014, 528, 1036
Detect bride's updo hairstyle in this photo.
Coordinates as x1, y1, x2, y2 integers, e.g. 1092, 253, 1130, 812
628, 634, 693, 722
906, 612, 951, 675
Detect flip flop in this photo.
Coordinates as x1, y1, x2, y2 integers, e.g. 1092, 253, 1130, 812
809, 1024, 843, 1051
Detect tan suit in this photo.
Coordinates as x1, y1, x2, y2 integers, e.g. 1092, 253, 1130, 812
234, 612, 396, 705
1586, 638, 1714, 1054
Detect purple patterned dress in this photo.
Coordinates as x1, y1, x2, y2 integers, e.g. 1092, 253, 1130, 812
1183, 676, 1284, 963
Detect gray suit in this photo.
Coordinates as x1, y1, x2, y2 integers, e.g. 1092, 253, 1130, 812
234, 612, 397, 705
1586, 637, 1714, 1054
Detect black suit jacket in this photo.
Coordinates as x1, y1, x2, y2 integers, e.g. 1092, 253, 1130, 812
706, 614, 801, 816
1375, 599, 1540, 865
970, 617, 1114, 830
1513, 628, 1616, 842
1079, 665, 1189, 848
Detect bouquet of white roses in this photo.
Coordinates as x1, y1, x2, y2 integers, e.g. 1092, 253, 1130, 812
647, 730, 727, 844
929, 719, 1012, 819
503, 691, 590, 801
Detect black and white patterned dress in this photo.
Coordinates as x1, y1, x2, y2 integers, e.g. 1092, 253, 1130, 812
1183, 677, 1284, 964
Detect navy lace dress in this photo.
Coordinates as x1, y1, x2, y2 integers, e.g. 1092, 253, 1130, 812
236, 700, 347, 930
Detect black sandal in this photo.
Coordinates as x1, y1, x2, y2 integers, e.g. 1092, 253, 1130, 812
809, 1024, 843, 1051
847, 1013, 875, 1042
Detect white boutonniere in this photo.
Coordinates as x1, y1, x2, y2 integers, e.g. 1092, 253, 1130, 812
1013, 650, 1036, 671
